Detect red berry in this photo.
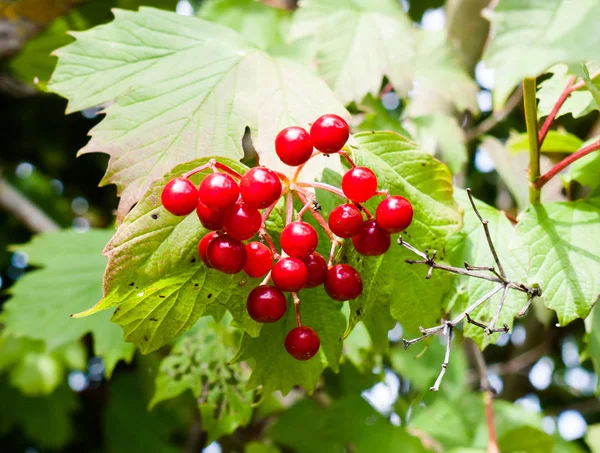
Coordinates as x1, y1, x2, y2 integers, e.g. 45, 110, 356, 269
324, 264, 363, 301
243, 242, 273, 278
247, 285, 287, 323
280, 221, 318, 258
198, 231, 219, 267
376, 196, 414, 233
310, 114, 349, 154
161, 177, 198, 216
199, 173, 239, 211
352, 219, 390, 256
328, 203, 363, 238
342, 167, 377, 203
271, 257, 307, 292
206, 234, 246, 274
301, 252, 328, 288
196, 200, 224, 230
285, 326, 320, 361
275, 126, 313, 166
240, 167, 282, 209
223, 202, 262, 241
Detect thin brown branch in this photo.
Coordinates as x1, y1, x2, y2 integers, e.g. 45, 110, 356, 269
0, 178, 60, 233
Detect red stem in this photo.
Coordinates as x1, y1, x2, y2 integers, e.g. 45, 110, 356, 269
296, 181, 346, 199
214, 162, 242, 179
293, 190, 338, 243
538, 76, 576, 146
533, 139, 600, 189
339, 150, 356, 168
292, 292, 302, 327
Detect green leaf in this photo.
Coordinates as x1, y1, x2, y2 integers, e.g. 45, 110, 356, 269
150, 316, 253, 442
410, 398, 472, 449
245, 442, 281, 453
76, 158, 264, 354
538, 64, 600, 119
342, 131, 461, 344
48, 7, 346, 219
232, 286, 346, 395
0, 379, 78, 449
270, 395, 426, 453
105, 371, 180, 453
585, 304, 600, 392
484, 0, 600, 106
0, 229, 134, 376
507, 130, 584, 155
411, 114, 468, 174
564, 137, 600, 190
571, 63, 600, 111
356, 94, 410, 137
198, 0, 291, 51
444, 190, 528, 348
586, 424, 600, 453
516, 200, 600, 325
498, 426, 553, 453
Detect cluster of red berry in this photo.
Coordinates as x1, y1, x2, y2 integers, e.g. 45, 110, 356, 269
161, 114, 413, 362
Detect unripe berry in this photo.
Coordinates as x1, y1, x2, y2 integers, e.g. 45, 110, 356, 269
342, 167, 377, 203
243, 242, 273, 278
285, 326, 320, 361
271, 257, 308, 292
324, 264, 363, 301
240, 167, 282, 209
198, 231, 219, 267
301, 252, 328, 288
162, 177, 198, 216
376, 196, 413, 233
310, 114, 349, 154
247, 285, 287, 323
275, 126, 313, 166
199, 173, 239, 211
328, 203, 363, 238
206, 234, 246, 274
223, 202, 262, 241
352, 219, 391, 256
196, 200, 224, 230
280, 221, 318, 258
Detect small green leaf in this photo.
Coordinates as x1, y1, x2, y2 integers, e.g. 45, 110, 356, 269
484, 0, 600, 106
232, 287, 346, 395
76, 158, 264, 353
151, 317, 252, 442
507, 130, 583, 155
498, 426, 553, 453
571, 63, 600, 111
48, 7, 346, 218
586, 424, 600, 453
444, 190, 528, 348
516, 200, 600, 325
564, 137, 600, 190
0, 229, 134, 376
245, 442, 281, 453
410, 398, 472, 449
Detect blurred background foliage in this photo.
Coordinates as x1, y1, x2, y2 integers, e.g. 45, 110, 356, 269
0, 0, 599, 452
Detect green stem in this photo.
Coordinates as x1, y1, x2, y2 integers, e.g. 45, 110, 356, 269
523, 78, 541, 204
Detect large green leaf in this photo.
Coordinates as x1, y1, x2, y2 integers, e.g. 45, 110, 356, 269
341, 131, 462, 344
290, 1, 476, 109
48, 7, 346, 219
150, 317, 252, 442
0, 229, 134, 377
507, 130, 584, 155
75, 158, 265, 353
516, 200, 600, 324
444, 190, 529, 348
484, 0, 600, 106
232, 286, 346, 396
538, 64, 600, 119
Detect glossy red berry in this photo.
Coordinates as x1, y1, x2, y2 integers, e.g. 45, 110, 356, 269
310, 114, 349, 154
198, 231, 219, 267
240, 167, 282, 209
352, 219, 391, 256
301, 252, 328, 288
199, 173, 239, 211
196, 200, 224, 230
285, 326, 320, 361
223, 202, 262, 241
161, 177, 198, 216
342, 167, 377, 203
280, 221, 318, 258
275, 126, 313, 166
247, 285, 287, 323
376, 196, 414, 233
206, 234, 246, 274
328, 203, 363, 238
271, 257, 308, 292
243, 242, 273, 278
324, 264, 363, 301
